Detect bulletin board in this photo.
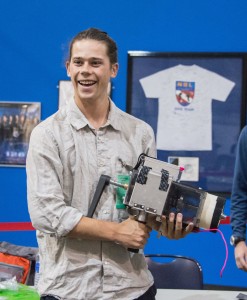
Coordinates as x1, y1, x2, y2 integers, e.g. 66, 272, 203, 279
126, 52, 247, 194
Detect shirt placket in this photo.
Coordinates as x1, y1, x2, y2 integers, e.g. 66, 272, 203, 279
96, 128, 112, 220
95, 128, 116, 287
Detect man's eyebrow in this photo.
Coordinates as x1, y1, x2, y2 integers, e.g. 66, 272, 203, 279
72, 56, 103, 60
91, 57, 103, 60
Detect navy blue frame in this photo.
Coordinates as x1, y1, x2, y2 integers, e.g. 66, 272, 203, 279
126, 52, 247, 194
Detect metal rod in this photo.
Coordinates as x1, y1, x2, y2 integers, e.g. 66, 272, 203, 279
109, 179, 128, 190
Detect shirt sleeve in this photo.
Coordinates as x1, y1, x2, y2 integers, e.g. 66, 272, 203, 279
140, 70, 165, 99
143, 122, 157, 158
26, 124, 83, 237
207, 70, 235, 102
231, 126, 247, 238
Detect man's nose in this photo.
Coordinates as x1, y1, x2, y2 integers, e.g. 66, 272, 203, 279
80, 62, 91, 74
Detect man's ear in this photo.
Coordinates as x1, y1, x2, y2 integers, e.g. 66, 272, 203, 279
111, 63, 119, 78
66, 61, 71, 78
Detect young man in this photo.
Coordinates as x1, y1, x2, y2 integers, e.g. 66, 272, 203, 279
27, 28, 193, 300
231, 126, 247, 272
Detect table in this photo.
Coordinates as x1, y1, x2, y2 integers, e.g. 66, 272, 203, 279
156, 289, 247, 300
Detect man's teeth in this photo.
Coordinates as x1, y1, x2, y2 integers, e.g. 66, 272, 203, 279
79, 80, 95, 86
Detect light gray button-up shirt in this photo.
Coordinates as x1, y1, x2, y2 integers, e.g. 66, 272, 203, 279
26, 99, 156, 300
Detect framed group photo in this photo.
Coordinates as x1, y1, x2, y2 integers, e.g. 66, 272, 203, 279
126, 52, 247, 194
0, 102, 41, 166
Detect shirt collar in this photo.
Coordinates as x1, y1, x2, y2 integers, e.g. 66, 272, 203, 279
67, 98, 122, 131
67, 99, 88, 130
107, 100, 122, 131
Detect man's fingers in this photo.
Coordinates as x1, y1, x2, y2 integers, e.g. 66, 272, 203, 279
186, 222, 194, 233
175, 213, 183, 230
159, 213, 194, 239
169, 212, 175, 223
168, 213, 175, 231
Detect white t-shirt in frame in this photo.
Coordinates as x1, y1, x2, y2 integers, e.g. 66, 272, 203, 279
140, 64, 235, 151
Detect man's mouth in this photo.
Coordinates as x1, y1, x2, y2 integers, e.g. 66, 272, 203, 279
78, 80, 96, 87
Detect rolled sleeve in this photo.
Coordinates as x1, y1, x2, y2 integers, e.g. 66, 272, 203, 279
27, 125, 83, 237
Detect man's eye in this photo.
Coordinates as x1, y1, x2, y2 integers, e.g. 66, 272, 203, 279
74, 60, 82, 66
92, 61, 101, 66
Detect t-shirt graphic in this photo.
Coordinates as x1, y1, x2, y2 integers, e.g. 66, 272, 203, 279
140, 64, 235, 151
176, 81, 195, 106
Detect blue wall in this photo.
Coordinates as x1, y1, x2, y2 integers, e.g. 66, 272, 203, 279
0, 0, 246, 288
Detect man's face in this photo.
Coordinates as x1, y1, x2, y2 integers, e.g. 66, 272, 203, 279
66, 39, 118, 105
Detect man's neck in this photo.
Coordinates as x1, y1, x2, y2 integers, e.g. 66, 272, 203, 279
75, 97, 110, 130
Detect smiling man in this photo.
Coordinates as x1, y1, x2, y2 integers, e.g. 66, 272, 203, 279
66, 37, 118, 130
26, 28, 193, 300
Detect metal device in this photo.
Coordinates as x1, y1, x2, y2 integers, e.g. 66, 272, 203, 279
88, 154, 226, 235
123, 154, 226, 231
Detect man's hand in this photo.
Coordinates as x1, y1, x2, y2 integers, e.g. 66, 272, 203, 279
235, 241, 247, 272
115, 217, 152, 249
147, 212, 194, 240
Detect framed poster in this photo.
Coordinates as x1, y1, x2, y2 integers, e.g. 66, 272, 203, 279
126, 52, 247, 194
0, 102, 41, 166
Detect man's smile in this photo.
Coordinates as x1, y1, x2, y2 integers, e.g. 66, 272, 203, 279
78, 80, 96, 86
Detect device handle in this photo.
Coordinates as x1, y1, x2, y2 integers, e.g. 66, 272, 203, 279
88, 175, 145, 254
87, 175, 111, 218
128, 211, 148, 253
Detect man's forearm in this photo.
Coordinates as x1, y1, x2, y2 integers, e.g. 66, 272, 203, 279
68, 217, 118, 241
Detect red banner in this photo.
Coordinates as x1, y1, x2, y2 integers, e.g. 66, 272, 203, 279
0, 222, 35, 231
